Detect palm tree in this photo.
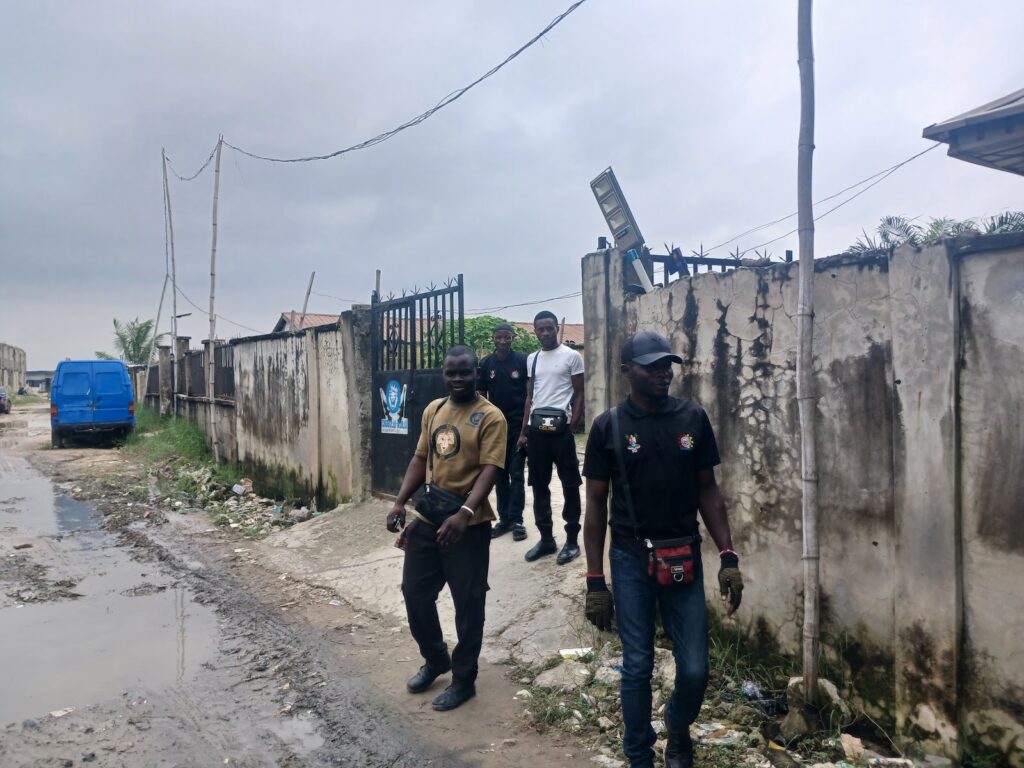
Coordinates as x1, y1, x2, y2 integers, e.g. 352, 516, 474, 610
95, 318, 166, 365
844, 211, 1024, 255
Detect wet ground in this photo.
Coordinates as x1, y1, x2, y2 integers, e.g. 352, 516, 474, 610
0, 407, 595, 768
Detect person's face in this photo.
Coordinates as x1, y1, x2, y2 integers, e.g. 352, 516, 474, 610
387, 384, 400, 409
624, 357, 673, 399
534, 318, 559, 350
443, 354, 476, 399
493, 330, 513, 354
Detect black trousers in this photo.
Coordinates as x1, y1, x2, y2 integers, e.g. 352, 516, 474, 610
401, 519, 491, 685
526, 427, 582, 541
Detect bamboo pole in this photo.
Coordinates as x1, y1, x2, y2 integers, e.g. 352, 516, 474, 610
797, 0, 820, 706
162, 149, 180, 417
299, 271, 315, 330
207, 136, 223, 461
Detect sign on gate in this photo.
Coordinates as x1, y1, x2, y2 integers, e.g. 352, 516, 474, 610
370, 276, 464, 496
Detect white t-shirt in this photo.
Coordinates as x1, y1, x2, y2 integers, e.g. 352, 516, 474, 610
527, 345, 584, 417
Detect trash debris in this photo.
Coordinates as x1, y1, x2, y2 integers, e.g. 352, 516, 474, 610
13, 543, 32, 550
742, 680, 763, 700
49, 707, 75, 718
868, 759, 915, 767
231, 484, 246, 496
559, 647, 593, 660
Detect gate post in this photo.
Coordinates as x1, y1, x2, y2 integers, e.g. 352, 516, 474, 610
158, 344, 173, 416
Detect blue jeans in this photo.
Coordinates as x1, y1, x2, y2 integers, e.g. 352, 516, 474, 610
610, 545, 709, 768
494, 428, 525, 525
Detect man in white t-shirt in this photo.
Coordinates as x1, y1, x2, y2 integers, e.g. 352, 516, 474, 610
516, 310, 585, 565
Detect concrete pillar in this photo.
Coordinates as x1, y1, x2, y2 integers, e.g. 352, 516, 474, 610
889, 243, 960, 756
175, 336, 190, 401
158, 345, 173, 416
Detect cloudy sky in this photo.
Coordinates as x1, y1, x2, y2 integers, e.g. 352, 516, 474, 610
2, 0, 1021, 368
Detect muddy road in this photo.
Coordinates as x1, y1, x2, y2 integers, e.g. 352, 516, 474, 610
0, 408, 590, 768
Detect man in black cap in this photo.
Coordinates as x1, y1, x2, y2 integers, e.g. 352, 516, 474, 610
581, 330, 744, 768
478, 323, 529, 541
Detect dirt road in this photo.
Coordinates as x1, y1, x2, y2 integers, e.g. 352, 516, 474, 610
0, 407, 593, 767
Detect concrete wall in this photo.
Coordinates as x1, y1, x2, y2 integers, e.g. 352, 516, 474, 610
170, 308, 372, 510
1, 343, 27, 390
581, 236, 1024, 763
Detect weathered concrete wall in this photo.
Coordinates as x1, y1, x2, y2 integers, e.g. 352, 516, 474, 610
0, 343, 27, 390
581, 237, 1024, 762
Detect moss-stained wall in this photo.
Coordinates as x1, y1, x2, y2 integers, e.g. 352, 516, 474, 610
581, 237, 1024, 763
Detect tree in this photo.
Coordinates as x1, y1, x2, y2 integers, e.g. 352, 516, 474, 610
844, 211, 1024, 255
796, 0, 821, 706
95, 317, 166, 365
463, 315, 540, 358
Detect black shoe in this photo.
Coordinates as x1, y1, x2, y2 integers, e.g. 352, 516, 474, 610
431, 682, 476, 711
512, 524, 528, 541
556, 542, 581, 565
524, 538, 557, 562
491, 521, 513, 539
406, 662, 451, 693
664, 729, 694, 768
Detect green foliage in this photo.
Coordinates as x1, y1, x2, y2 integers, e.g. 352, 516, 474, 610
463, 315, 540, 358
845, 211, 1024, 255
96, 317, 167, 365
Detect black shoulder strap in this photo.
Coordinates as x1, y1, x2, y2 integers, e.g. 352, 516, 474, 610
425, 397, 450, 484
609, 406, 641, 538
530, 351, 539, 380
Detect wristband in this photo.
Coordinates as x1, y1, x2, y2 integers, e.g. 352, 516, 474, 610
585, 572, 605, 578
460, 505, 475, 518
719, 549, 737, 556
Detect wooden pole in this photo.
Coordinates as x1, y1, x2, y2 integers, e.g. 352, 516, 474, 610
147, 274, 169, 367
299, 271, 315, 330
207, 136, 224, 460
162, 148, 180, 417
375, 269, 381, 301
797, 0, 820, 706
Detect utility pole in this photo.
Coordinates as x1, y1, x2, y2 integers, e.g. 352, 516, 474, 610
147, 274, 169, 368
162, 148, 180, 417
796, 0, 820, 706
299, 271, 315, 330
207, 136, 224, 461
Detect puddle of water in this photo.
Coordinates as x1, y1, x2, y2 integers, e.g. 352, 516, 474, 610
265, 712, 326, 755
0, 458, 98, 537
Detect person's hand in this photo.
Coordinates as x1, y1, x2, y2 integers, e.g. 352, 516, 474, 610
516, 435, 528, 453
386, 504, 406, 533
718, 552, 743, 616
584, 575, 614, 631
436, 508, 471, 548
395, 521, 411, 551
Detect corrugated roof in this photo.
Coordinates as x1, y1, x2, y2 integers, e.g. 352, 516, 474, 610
274, 312, 339, 332
923, 88, 1024, 176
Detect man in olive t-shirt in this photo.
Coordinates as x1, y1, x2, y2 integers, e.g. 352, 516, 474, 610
386, 345, 506, 712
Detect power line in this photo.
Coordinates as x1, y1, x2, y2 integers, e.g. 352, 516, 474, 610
175, 286, 262, 334
167, 0, 588, 173
467, 290, 582, 316
704, 143, 941, 256
311, 290, 361, 304
166, 143, 219, 182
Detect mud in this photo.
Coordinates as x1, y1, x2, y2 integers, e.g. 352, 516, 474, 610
1, 406, 595, 768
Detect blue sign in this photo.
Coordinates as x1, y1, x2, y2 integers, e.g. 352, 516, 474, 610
379, 379, 408, 435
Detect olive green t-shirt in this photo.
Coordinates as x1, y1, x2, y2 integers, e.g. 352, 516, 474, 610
412, 395, 507, 525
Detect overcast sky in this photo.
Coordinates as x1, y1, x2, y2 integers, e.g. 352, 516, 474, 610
2, 0, 1021, 368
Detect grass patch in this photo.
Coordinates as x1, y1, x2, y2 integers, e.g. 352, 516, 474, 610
11, 393, 45, 406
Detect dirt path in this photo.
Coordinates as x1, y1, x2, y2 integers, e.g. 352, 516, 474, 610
0, 407, 594, 767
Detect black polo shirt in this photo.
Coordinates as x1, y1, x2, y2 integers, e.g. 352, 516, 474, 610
583, 396, 720, 544
478, 350, 528, 431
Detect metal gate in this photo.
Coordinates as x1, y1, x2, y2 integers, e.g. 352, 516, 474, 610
371, 275, 464, 496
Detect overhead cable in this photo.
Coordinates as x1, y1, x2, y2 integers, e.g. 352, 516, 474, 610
467, 290, 582, 315
166, 144, 220, 182
175, 286, 262, 334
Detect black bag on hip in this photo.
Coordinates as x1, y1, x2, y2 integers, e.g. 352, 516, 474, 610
413, 397, 468, 527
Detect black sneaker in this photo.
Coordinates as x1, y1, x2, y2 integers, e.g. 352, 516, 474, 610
512, 523, 528, 541
491, 521, 513, 539
406, 661, 451, 693
431, 682, 476, 711
524, 538, 557, 562
664, 729, 694, 768
556, 542, 581, 565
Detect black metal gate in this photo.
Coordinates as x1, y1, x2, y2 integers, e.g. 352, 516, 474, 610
371, 275, 464, 496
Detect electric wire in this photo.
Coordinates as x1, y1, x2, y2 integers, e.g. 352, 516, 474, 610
467, 290, 582, 316
311, 290, 361, 303
166, 144, 219, 182
704, 143, 941, 256
175, 286, 262, 334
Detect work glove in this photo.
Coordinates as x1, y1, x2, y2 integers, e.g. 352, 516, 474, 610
718, 552, 743, 615
584, 576, 614, 631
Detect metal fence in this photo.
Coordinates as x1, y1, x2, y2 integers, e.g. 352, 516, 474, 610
186, 351, 205, 397
215, 344, 234, 400
146, 364, 159, 396
648, 249, 794, 288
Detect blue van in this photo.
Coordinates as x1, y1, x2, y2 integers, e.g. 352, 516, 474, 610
50, 360, 136, 447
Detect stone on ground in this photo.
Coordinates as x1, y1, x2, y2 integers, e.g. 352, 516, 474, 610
533, 660, 590, 692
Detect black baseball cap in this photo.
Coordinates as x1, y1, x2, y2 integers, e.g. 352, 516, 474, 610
620, 331, 683, 365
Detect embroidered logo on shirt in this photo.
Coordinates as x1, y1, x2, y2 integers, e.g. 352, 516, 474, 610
489, 369, 497, 379
468, 412, 484, 427
433, 425, 461, 458
626, 434, 641, 454
678, 433, 695, 451
510, 370, 521, 379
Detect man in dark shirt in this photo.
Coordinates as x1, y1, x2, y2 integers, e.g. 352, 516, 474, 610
477, 323, 529, 541
582, 331, 744, 768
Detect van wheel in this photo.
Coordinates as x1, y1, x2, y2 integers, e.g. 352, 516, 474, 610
51, 429, 64, 449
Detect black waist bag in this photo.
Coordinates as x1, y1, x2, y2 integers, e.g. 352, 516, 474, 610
413, 398, 468, 527
415, 483, 467, 527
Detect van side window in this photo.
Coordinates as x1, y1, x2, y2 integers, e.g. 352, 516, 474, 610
63, 372, 90, 396
95, 372, 123, 395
